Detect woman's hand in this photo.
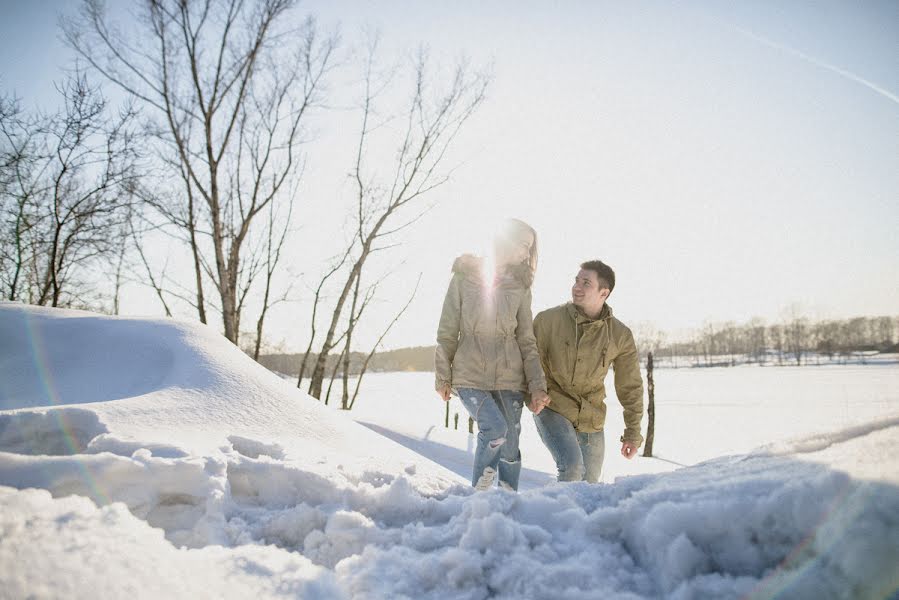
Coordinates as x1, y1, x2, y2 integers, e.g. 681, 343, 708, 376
528, 390, 550, 415
437, 383, 452, 402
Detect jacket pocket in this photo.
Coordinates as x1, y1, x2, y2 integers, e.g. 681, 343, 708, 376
452, 333, 483, 383
589, 397, 608, 431
501, 335, 524, 384
588, 342, 612, 378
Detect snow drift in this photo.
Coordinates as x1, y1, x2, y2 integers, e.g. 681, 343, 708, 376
1, 303, 897, 599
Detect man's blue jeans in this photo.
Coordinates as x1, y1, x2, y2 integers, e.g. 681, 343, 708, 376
534, 408, 605, 483
456, 388, 524, 491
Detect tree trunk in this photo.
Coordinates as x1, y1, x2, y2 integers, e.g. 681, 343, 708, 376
298, 248, 352, 390
112, 235, 127, 315
309, 259, 363, 398
7, 199, 23, 300
45, 218, 63, 307
341, 339, 351, 410
187, 191, 207, 324
324, 345, 346, 406
222, 290, 238, 343
253, 265, 275, 361
341, 275, 363, 410
253, 304, 267, 361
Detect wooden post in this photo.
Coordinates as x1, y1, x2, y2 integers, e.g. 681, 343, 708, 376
643, 351, 655, 457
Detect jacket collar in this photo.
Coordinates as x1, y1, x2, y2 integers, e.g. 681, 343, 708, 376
452, 254, 533, 288
566, 302, 612, 324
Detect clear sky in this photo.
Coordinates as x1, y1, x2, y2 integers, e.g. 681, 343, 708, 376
2, 1, 897, 351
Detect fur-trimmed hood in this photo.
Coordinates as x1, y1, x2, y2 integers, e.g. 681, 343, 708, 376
451, 254, 534, 288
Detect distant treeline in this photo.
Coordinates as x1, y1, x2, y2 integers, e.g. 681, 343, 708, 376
636, 314, 899, 367
261, 315, 899, 375
259, 346, 436, 377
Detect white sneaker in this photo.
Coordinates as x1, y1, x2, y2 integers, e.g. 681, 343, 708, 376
474, 466, 496, 490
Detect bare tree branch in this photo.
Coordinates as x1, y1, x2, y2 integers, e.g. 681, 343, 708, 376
307, 42, 488, 398
348, 274, 420, 410
65, 0, 336, 344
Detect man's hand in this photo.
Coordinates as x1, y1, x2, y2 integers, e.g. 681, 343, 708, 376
437, 384, 452, 402
528, 390, 550, 415
620, 441, 639, 459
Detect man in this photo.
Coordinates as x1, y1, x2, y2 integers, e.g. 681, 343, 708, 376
531, 260, 644, 483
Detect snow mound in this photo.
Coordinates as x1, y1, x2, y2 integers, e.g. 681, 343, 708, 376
0, 303, 465, 549
0, 303, 459, 484
1, 304, 897, 599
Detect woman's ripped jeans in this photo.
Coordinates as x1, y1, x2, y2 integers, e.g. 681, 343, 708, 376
456, 388, 525, 491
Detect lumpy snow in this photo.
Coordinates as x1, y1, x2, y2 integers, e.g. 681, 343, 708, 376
1, 303, 896, 599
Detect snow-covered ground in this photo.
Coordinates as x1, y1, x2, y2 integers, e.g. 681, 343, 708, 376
1, 304, 897, 599
339, 364, 899, 488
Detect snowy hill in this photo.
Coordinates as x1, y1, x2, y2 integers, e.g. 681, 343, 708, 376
0, 304, 459, 481
1, 303, 897, 599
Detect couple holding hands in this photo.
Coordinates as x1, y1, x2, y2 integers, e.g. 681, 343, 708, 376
435, 219, 645, 491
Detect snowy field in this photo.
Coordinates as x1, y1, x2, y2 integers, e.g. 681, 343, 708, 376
1, 304, 897, 599
332, 365, 899, 488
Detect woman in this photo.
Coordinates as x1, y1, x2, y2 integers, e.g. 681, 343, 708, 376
435, 219, 550, 491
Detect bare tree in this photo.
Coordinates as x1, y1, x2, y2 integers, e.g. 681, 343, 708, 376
843, 317, 868, 349
339, 271, 378, 409
814, 319, 837, 359
768, 324, 785, 365
111, 217, 131, 314
1, 75, 139, 307
627, 314, 899, 368
64, 0, 336, 343
747, 317, 767, 364
347, 274, 421, 410
700, 322, 716, 366
784, 305, 810, 366
126, 212, 175, 316
874, 316, 895, 347
634, 321, 666, 363
0, 94, 35, 301
324, 342, 349, 406
296, 244, 354, 388
721, 321, 738, 365
251, 193, 294, 360
334, 265, 418, 410
307, 41, 489, 399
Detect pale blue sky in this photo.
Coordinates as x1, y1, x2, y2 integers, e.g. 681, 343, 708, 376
2, 1, 897, 350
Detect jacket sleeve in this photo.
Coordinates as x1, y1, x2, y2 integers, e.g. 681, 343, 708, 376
613, 327, 645, 445
533, 311, 557, 391
434, 273, 462, 391
516, 289, 547, 394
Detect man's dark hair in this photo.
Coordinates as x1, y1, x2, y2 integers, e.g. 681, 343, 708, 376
580, 260, 615, 294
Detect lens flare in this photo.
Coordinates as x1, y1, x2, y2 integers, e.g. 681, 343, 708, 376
482, 252, 496, 292
743, 479, 893, 599
21, 310, 112, 505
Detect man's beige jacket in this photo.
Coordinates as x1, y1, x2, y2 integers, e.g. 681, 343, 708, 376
534, 302, 644, 444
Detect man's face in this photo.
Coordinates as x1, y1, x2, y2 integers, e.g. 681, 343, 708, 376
571, 269, 609, 312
